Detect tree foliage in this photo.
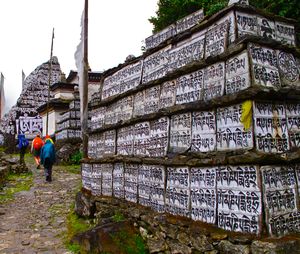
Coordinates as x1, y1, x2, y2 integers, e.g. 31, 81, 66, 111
149, 0, 300, 34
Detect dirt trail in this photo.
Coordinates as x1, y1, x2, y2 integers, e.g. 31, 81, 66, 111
0, 161, 81, 254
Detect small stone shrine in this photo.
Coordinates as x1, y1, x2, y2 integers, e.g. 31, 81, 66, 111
82, 3, 300, 238
0, 57, 61, 140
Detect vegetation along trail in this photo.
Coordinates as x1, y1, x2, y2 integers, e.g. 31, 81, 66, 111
0, 154, 82, 253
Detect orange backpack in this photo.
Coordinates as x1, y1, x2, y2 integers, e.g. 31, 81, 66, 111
33, 137, 43, 150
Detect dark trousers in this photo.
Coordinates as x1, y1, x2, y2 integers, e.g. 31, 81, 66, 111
44, 158, 53, 182
20, 148, 26, 165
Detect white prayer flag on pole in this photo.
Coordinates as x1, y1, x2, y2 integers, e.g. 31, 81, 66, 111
75, 0, 89, 158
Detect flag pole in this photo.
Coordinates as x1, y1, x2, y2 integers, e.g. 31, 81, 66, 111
82, 0, 89, 158
46, 28, 55, 136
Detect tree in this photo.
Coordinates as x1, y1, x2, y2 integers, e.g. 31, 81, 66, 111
149, 0, 300, 35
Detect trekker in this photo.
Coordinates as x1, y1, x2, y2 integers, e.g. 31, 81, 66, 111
17, 134, 29, 165
40, 138, 56, 182
44, 134, 54, 144
31, 134, 44, 169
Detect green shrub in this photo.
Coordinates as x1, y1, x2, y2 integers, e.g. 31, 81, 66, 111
70, 151, 82, 165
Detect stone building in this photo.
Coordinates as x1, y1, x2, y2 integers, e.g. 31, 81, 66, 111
77, 2, 299, 250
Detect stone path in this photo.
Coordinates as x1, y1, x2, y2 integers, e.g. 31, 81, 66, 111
0, 162, 81, 254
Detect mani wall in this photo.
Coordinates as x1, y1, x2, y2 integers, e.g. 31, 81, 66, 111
83, 3, 300, 238
0, 57, 61, 139
56, 88, 81, 141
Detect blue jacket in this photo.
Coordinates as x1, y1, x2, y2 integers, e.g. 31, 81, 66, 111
17, 134, 29, 150
40, 139, 56, 165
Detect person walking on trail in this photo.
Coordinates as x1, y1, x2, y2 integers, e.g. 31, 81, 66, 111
31, 134, 44, 169
40, 138, 56, 182
17, 134, 29, 165
44, 134, 54, 144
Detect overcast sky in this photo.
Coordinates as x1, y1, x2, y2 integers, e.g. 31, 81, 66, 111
0, 0, 158, 113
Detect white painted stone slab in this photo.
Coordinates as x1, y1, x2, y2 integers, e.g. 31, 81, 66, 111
203, 62, 225, 101
133, 90, 145, 117
218, 211, 260, 234
159, 79, 177, 109
144, 85, 160, 115
190, 167, 216, 189
205, 21, 228, 58
117, 126, 134, 156
145, 25, 176, 50
101, 164, 113, 197
113, 163, 124, 199
124, 164, 139, 203
225, 50, 251, 94
191, 111, 216, 152
149, 117, 169, 157
166, 187, 190, 217
275, 21, 296, 46
248, 43, 281, 89
142, 45, 171, 84
176, 9, 204, 34
216, 103, 254, 151
103, 130, 116, 155
277, 51, 300, 87
134, 122, 150, 156
175, 69, 204, 105
216, 165, 260, 191
257, 17, 276, 40
168, 30, 205, 73
167, 167, 189, 189
170, 113, 192, 153
236, 12, 258, 37
253, 101, 289, 153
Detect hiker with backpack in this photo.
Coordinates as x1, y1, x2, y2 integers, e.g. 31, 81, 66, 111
17, 134, 29, 165
40, 138, 56, 182
31, 134, 44, 169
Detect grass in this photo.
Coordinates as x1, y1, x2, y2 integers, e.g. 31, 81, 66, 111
64, 203, 96, 253
0, 172, 33, 204
59, 164, 81, 174
111, 230, 147, 254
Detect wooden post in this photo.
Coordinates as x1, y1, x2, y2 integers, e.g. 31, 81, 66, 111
46, 28, 55, 136
82, 0, 89, 158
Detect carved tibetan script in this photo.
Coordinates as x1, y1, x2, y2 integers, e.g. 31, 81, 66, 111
253, 101, 289, 153
225, 51, 250, 94
170, 113, 192, 153
216, 103, 253, 151
191, 167, 216, 223
191, 111, 216, 152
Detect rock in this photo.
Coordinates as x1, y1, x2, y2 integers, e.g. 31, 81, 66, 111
21, 240, 30, 246
168, 239, 192, 254
56, 143, 78, 162
177, 232, 191, 245
140, 226, 149, 240
210, 232, 228, 241
74, 191, 95, 217
190, 235, 213, 252
251, 240, 300, 254
217, 240, 250, 254
147, 238, 167, 254
72, 220, 144, 254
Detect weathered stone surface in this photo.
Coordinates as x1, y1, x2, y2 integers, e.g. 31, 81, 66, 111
251, 240, 300, 254
72, 221, 143, 254
0, 166, 9, 187
56, 143, 79, 162
168, 239, 192, 254
74, 191, 95, 217
190, 235, 213, 252
147, 237, 168, 253
217, 240, 250, 254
